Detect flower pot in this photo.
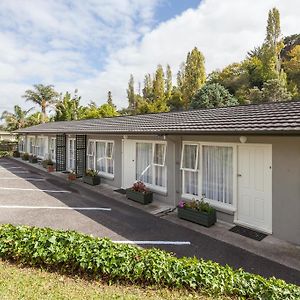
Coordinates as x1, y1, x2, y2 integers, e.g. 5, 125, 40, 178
29, 156, 38, 163
177, 206, 216, 227
126, 188, 153, 205
13, 151, 20, 158
68, 173, 77, 181
47, 165, 55, 172
83, 175, 100, 186
21, 154, 29, 161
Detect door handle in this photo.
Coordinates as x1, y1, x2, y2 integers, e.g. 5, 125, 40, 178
237, 174, 242, 177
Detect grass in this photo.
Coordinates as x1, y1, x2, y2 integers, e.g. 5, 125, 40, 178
0, 260, 234, 300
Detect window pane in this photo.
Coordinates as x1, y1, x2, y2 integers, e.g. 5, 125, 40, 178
183, 170, 199, 195
136, 143, 152, 184
107, 158, 114, 174
154, 144, 165, 165
106, 142, 113, 158
96, 142, 106, 172
202, 146, 233, 204
182, 144, 198, 170
87, 141, 94, 155
154, 165, 166, 187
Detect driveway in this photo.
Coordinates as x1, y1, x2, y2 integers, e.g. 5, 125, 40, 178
0, 157, 299, 285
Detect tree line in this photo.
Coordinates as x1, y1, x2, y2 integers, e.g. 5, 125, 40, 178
125, 7, 299, 113
1, 7, 299, 131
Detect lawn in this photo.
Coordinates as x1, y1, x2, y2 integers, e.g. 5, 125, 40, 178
0, 260, 233, 300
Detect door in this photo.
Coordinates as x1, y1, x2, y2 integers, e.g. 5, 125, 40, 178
236, 145, 272, 233
75, 135, 86, 178
56, 134, 66, 172
122, 139, 136, 188
67, 138, 76, 171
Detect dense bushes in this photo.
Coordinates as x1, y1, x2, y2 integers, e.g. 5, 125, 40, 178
0, 224, 299, 299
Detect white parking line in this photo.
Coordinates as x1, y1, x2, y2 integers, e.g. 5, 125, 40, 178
6, 171, 30, 174
0, 187, 71, 193
113, 241, 191, 245
0, 167, 23, 170
0, 205, 111, 211
0, 178, 45, 181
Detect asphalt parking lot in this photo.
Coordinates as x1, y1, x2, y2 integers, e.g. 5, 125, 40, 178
0, 157, 299, 285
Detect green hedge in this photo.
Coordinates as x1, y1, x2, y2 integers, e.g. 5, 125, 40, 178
0, 224, 299, 299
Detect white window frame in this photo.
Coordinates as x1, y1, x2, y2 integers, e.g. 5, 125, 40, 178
135, 140, 167, 193
49, 137, 56, 162
36, 136, 47, 159
87, 139, 115, 179
181, 141, 237, 212
180, 143, 199, 171
18, 135, 25, 152
153, 143, 167, 167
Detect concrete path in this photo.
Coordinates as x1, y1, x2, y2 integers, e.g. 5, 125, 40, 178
0, 157, 299, 285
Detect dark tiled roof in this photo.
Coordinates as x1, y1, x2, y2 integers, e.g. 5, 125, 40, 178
16, 101, 300, 135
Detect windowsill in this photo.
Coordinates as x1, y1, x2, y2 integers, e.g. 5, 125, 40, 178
181, 194, 236, 214
146, 184, 167, 196
99, 173, 114, 180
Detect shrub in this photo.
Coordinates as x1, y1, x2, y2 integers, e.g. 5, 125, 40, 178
131, 181, 149, 193
85, 169, 99, 177
0, 225, 298, 299
178, 198, 215, 214
0, 151, 11, 158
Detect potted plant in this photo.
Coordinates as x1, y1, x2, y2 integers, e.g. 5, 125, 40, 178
126, 181, 153, 205
46, 159, 55, 172
177, 198, 216, 227
29, 154, 38, 163
13, 150, 20, 158
83, 169, 101, 186
68, 170, 77, 181
21, 152, 29, 161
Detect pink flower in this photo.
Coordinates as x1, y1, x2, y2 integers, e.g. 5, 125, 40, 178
178, 200, 185, 208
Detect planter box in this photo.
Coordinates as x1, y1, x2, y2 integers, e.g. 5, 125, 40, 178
177, 206, 216, 227
68, 174, 77, 181
29, 156, 38, 163
47, 165, 55, 172
83, 175, 100, 186
13, 151, 20, 158
126, 189, 153, 205
21, 155, 29, 161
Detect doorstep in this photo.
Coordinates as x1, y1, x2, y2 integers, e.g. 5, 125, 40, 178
9, 157, 300, 272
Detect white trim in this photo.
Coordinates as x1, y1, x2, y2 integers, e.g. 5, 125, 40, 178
0, 205, 111, 211
180, 143, 199, 171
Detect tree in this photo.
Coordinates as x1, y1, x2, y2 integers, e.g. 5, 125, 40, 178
142, 74, 153, 102
107, 91, 116, 109
190, 83, 238, 109
127, 74, 136, 111
80, 102, 119, 119
165, 64, 172, 101
152, 65, 165, 102
54, 90, 82, 121
26, 112, 44, 126
167, 86, 184, 111
1, 105, 33, 131
261, 78, 292, 102
182, 47, 206, 109
22, 84, 59, 123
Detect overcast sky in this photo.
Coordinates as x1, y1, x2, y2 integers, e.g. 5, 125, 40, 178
0, 0, 299, 113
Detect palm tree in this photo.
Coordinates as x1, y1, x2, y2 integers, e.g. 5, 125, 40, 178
1, 105, 33, 131
22, 84, 59, 123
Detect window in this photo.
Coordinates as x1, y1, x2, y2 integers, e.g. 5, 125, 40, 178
202, 146, 233, 204
36, 137, 47, 158
28, 137, 35, 154
136, 142, 167, 189
181, 143, 234, 206
50, 138, 56, 161
87, 140, 114, 176
68, 138, 75, 170
18, 136, 25, 152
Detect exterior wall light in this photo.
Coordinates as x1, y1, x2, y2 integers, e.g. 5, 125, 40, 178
239, 136, 247, 143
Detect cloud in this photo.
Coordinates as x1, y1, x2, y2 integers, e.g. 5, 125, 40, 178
0, 0, 299, 114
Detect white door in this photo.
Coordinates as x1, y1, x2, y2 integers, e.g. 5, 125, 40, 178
122, 139, 136, 188
236, 145, 272, 234
67, 138, 76, 171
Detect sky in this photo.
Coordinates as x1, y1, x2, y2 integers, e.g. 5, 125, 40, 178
0, 0, 299, 114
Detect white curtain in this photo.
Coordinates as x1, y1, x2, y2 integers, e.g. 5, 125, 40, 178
96, 142, 106, 172
182, 144, 198, 170
136, 143, 152, 184
87, 141, 95, 169
202, 146, 233, 204
183, 170, 199, 195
